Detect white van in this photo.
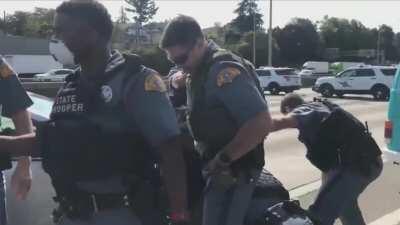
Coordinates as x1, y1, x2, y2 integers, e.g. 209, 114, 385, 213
299, 61, 330, 76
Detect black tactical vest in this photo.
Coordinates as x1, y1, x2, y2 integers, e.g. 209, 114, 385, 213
303, 99, 382, 172
38, 54, 157, 194
188, 45, 265, 171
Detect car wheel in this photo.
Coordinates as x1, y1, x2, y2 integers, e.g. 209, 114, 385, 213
320, 84, 334, 98
285, 89, 293, 94
336, 93, 344, 98
269, 83, 280, 95
372, 86, 389, 101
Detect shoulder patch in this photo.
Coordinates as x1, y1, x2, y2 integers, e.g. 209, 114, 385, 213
0, 61, 15, 79
144, 73, 167, 92
216, 67, 241, 87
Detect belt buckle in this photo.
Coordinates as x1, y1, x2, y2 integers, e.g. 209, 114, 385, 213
90, 195, 99, 213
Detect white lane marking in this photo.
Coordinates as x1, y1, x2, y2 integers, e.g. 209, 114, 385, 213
289, 179, 321, 200
368, 208, 400, 225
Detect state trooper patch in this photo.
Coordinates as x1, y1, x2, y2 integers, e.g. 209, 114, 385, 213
144, 73, 167, 92
0, 60, 15, 79
101, 85, 113, 103
216, 67, 241, 87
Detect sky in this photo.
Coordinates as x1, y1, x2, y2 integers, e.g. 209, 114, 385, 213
1, 1, 400, 32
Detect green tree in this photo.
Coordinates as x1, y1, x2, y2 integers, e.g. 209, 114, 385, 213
30, 7, 55, 38
125, 0, 158, 45
276, 18, 320, 64
224, 26, 242, 45
378, 24, 397, 61
5, 11, 29, 36
230, 31, 280, 67
117, 6, 129, 24
319, 16, 353, 50
319, 16, 376, 51
230, 0, 264, 33
394, 33, 400, 62
2, 8, 55, 38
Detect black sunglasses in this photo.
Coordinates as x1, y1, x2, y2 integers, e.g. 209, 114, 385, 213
168, 42, 197, 65
169, 51, 191, 65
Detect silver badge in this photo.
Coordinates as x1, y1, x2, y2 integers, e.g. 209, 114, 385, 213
101, 85, 113, 103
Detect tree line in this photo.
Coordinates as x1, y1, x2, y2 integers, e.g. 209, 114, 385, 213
1, 0, 400, 75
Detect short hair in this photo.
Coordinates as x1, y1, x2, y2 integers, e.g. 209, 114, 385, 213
160, 15, 204, 49
280, 93, 305, 114
56, 0, 113, 42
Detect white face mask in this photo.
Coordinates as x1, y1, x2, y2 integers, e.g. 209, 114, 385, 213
49, 38, 75, 66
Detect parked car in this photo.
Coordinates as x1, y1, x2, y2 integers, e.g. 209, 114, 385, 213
256, 67, 301, 95
1, 92, 55, 225
312, 65, 396, 100
34, 69, 74, 82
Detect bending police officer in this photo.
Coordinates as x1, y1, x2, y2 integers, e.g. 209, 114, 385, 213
270, 93, 382, 225
160, 15, 271, 225
0, 1, 189, 225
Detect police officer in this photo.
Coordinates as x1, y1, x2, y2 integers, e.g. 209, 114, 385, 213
270, 93, 383, 225
0, 56, 33, 224
160, 15, 271, 225
0, 1, 189, 225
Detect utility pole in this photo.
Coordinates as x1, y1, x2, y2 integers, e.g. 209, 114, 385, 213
3, 11, 6, 35
268, 0, 273, 66
377, 28, 381, 65
253, 6, 256, 65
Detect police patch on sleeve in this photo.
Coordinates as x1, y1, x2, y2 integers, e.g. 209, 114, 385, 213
216, 67, 241, 87
0, 60, 15, 79
144, 73, 167, 92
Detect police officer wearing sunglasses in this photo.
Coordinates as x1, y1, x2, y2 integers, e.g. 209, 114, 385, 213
160, 15, 272, 225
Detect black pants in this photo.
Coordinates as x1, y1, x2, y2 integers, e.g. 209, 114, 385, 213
309, 157, 383, 225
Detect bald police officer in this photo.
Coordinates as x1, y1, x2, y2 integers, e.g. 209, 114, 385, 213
0, 56, 33, 224
160, 15, 271, 225
0, 1, 189, 225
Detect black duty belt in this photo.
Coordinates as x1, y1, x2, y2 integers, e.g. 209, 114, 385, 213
52, 193, 130, 222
